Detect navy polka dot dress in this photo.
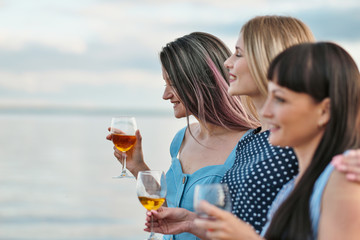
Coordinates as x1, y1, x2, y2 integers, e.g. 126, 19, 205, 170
221, 127, 298, 233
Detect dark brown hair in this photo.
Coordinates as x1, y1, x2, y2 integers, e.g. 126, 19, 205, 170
265, 42, 360, 239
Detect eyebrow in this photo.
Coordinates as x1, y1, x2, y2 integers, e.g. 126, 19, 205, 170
271, 88, 286, 95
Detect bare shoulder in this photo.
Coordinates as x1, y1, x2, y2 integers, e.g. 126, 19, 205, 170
325, 169, 360, 200
319, 169, 360, 239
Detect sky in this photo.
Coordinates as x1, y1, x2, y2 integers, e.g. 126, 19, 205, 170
0, 0, 359, 113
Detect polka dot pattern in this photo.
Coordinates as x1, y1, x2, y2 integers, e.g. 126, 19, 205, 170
221, 128, 298, 233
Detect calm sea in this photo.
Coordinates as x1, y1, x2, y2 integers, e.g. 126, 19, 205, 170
0, 111, 187, 240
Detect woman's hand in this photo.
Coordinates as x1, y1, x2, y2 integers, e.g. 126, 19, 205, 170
144, 207, 197, 235
193, 201, 262, 240
106, 128, 149, 177
332, 149, 360, 182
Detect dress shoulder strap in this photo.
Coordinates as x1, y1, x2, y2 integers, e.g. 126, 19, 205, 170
169, 126, 187, 158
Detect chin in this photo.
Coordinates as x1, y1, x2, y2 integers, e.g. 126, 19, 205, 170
228, 88, 240, 96
174, 112, 186, 119
269, 135, 286, 147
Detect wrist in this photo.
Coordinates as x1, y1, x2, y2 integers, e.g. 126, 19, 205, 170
131, 163, 150, 178
187, 212, 204, 237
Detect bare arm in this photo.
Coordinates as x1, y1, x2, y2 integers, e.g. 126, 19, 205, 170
318, 170, 360, 240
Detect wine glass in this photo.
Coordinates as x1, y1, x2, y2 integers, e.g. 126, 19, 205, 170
110, 116, 137, 179
136, 170, 167, 240
193, 183, 232, 219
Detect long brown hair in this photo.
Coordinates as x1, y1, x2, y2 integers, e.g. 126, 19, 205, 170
265, 42, 360, 239
160, 32, 259, 131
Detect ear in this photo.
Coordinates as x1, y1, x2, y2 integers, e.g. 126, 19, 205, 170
318, 98, 331, 128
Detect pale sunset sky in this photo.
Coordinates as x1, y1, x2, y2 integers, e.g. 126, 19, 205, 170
0, 0, 359, 112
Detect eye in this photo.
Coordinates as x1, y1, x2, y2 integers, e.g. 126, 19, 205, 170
235, 51, 243, 57
235, 48, 243, 57
274, 96, 285, 103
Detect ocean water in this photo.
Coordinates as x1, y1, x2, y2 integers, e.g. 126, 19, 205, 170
0, 112, 187, 240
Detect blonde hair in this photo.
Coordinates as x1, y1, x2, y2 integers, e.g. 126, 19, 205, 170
242, 15, 316, 97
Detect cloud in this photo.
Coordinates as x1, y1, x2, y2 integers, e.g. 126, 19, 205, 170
0, 69, 162, 93
0, 29, 88, 54
0, 0, 359, 110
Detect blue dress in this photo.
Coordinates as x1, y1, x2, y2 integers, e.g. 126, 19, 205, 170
309, 164, 334, 239
260, 164, 334, 239
221, 127, 299, 233
164, 127, 252, 240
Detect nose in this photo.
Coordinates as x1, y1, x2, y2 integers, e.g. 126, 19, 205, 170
260, 97, 273, 119
224, 55, 233, 70
162, 85, 174, 100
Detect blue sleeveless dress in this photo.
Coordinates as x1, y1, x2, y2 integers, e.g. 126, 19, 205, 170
163, 126, 252, 240
310, 164, 334, 239
260, 164, 334, 239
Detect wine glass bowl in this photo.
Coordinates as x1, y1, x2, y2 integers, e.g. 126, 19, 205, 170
110, 116, 137, 178
193, 183, 232, 219
137, 170, 167, 240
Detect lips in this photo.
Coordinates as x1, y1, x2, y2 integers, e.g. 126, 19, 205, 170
268, 123, 280, 133
229, 73, 236, 82
171, 101, 180, 108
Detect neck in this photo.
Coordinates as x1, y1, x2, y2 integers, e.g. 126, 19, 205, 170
293, 134, 323, 185
251, 95, 268, 131
194, 120, 233, 140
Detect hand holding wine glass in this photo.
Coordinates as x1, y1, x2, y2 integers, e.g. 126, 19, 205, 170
137, 170, 167, 240
110, 116, 137, 179
193, 183, 232, 219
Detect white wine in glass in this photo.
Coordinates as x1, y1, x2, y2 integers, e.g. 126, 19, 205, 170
110, 116, 137, 179
137, 170, 167, 240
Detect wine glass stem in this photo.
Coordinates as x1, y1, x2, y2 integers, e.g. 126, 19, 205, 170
122, 152, 127, 174
150, 214, 155, 238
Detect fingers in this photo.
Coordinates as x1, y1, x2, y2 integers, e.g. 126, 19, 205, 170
194, 201, 235, 239
148, 209, 163, 220
134, 129, 142, 149
194, 217, 219, 231
332, 149, 360, 182
197, 201, 230, 220
113, 146, 125, 165
106, 127, 112, 140
144, 211, 162, 233
135, 129, 142, 141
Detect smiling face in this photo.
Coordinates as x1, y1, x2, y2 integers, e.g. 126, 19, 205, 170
224, 33, 260, 98
161, 67, 186, 119
261, 81, 329, 150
